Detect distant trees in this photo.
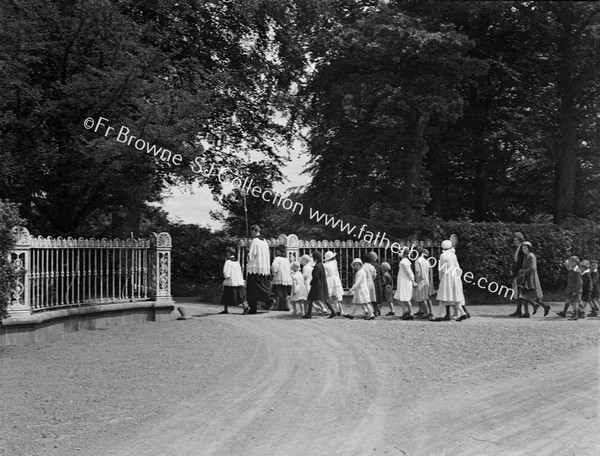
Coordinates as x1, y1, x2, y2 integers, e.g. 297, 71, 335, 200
294, 0, 600, 227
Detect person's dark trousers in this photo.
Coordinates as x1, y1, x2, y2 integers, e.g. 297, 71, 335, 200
443, 305, 451, 320
248, 301, 258, 314
372, 302, 381, 316
304, 301, 314, 316
325, 301, 336, 318
509, 299, 522, 316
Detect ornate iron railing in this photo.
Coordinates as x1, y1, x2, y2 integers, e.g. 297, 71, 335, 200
238, 234, 454, 290
6, 227, 173, 317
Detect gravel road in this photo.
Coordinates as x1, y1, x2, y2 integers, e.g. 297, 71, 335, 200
1, 303, 598, 456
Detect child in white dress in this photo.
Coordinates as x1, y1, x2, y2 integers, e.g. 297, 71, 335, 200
346, 258, 375, 320
362, 253, 377, 311
290, 261, 307, 316
394, 247, 416, 320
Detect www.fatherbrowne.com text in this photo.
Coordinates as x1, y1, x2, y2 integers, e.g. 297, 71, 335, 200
84, 116, 513, 299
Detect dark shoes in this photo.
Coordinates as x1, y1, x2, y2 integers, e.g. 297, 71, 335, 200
519, 313, 530, 318
218, 310, 229, 314
456, 315, 468, 322
301, 314, 312, 319
386, 311, 396, 316
442, 315, 452, 321
429, 317, 443, 322
509, 311, 522, 317
543, 304, 551, 316
401, 314, 414, 320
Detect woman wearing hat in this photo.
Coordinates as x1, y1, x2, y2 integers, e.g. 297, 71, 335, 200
394, 247, 416, 320
346, 258, 375, 319
516, 241, 549, 317
509, 232, 526, 316
362, 253, 378, 315
431, 240, 467, 321
324, 251, 344, 317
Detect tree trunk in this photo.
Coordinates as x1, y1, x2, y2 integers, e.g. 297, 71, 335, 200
554, 95, 578, 224
390, 113, 430, 221
553, 5, 580, 224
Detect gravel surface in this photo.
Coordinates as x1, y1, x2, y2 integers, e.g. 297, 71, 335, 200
1, 302, 599, 456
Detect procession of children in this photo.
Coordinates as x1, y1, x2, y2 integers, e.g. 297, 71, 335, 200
219, 225, 600, 321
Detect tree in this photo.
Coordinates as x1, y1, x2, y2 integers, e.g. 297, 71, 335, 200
298, 3, 486, 223
0, 0, 316, 236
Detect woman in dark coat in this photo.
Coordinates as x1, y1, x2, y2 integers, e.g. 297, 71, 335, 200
517, 242, 550, 317
302, 251, 336, 318
509, 232, 526, 316
369, 252, 384, 316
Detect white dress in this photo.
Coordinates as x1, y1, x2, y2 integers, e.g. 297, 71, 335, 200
351, 268, 370, 304
303, 261, 314, 294
362, 262, 377, 302
291, 270, 308, 301
437, 250, 465, 304
324, 260, 344, 300
394, 258, 414, 301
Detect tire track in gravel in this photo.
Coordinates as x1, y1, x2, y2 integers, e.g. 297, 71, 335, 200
84, 311, 600, 456
91, 314, 393, 456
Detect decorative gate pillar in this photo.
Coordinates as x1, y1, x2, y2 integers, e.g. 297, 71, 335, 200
285, 234, 299, 264
149, 232, 173, 302
7, 227, 32, 316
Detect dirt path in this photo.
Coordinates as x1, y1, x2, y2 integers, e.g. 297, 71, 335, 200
2, 304, 599, 456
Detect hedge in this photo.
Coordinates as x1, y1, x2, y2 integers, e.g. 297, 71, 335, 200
424, 220, 597, 300
165, 218, 600, 303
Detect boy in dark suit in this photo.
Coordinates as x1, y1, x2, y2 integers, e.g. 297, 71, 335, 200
556, 256, 583, 320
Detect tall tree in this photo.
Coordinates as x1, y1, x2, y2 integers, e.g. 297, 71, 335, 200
0, 0, 315, 236
298, 3, 485, 222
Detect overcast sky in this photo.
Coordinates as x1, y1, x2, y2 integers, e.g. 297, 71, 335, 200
161, 147, 311, 230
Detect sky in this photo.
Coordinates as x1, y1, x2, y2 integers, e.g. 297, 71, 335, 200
160, 146, 312, 230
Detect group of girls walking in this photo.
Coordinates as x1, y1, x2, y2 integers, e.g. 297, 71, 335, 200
220, 234, 471, 322
345, 240, 469, 321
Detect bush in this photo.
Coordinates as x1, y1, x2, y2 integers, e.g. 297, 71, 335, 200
169, 223, 239, 297
0, 200, 25, 320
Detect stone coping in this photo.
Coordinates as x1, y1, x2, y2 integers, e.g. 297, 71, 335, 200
2, 300, 175, 327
